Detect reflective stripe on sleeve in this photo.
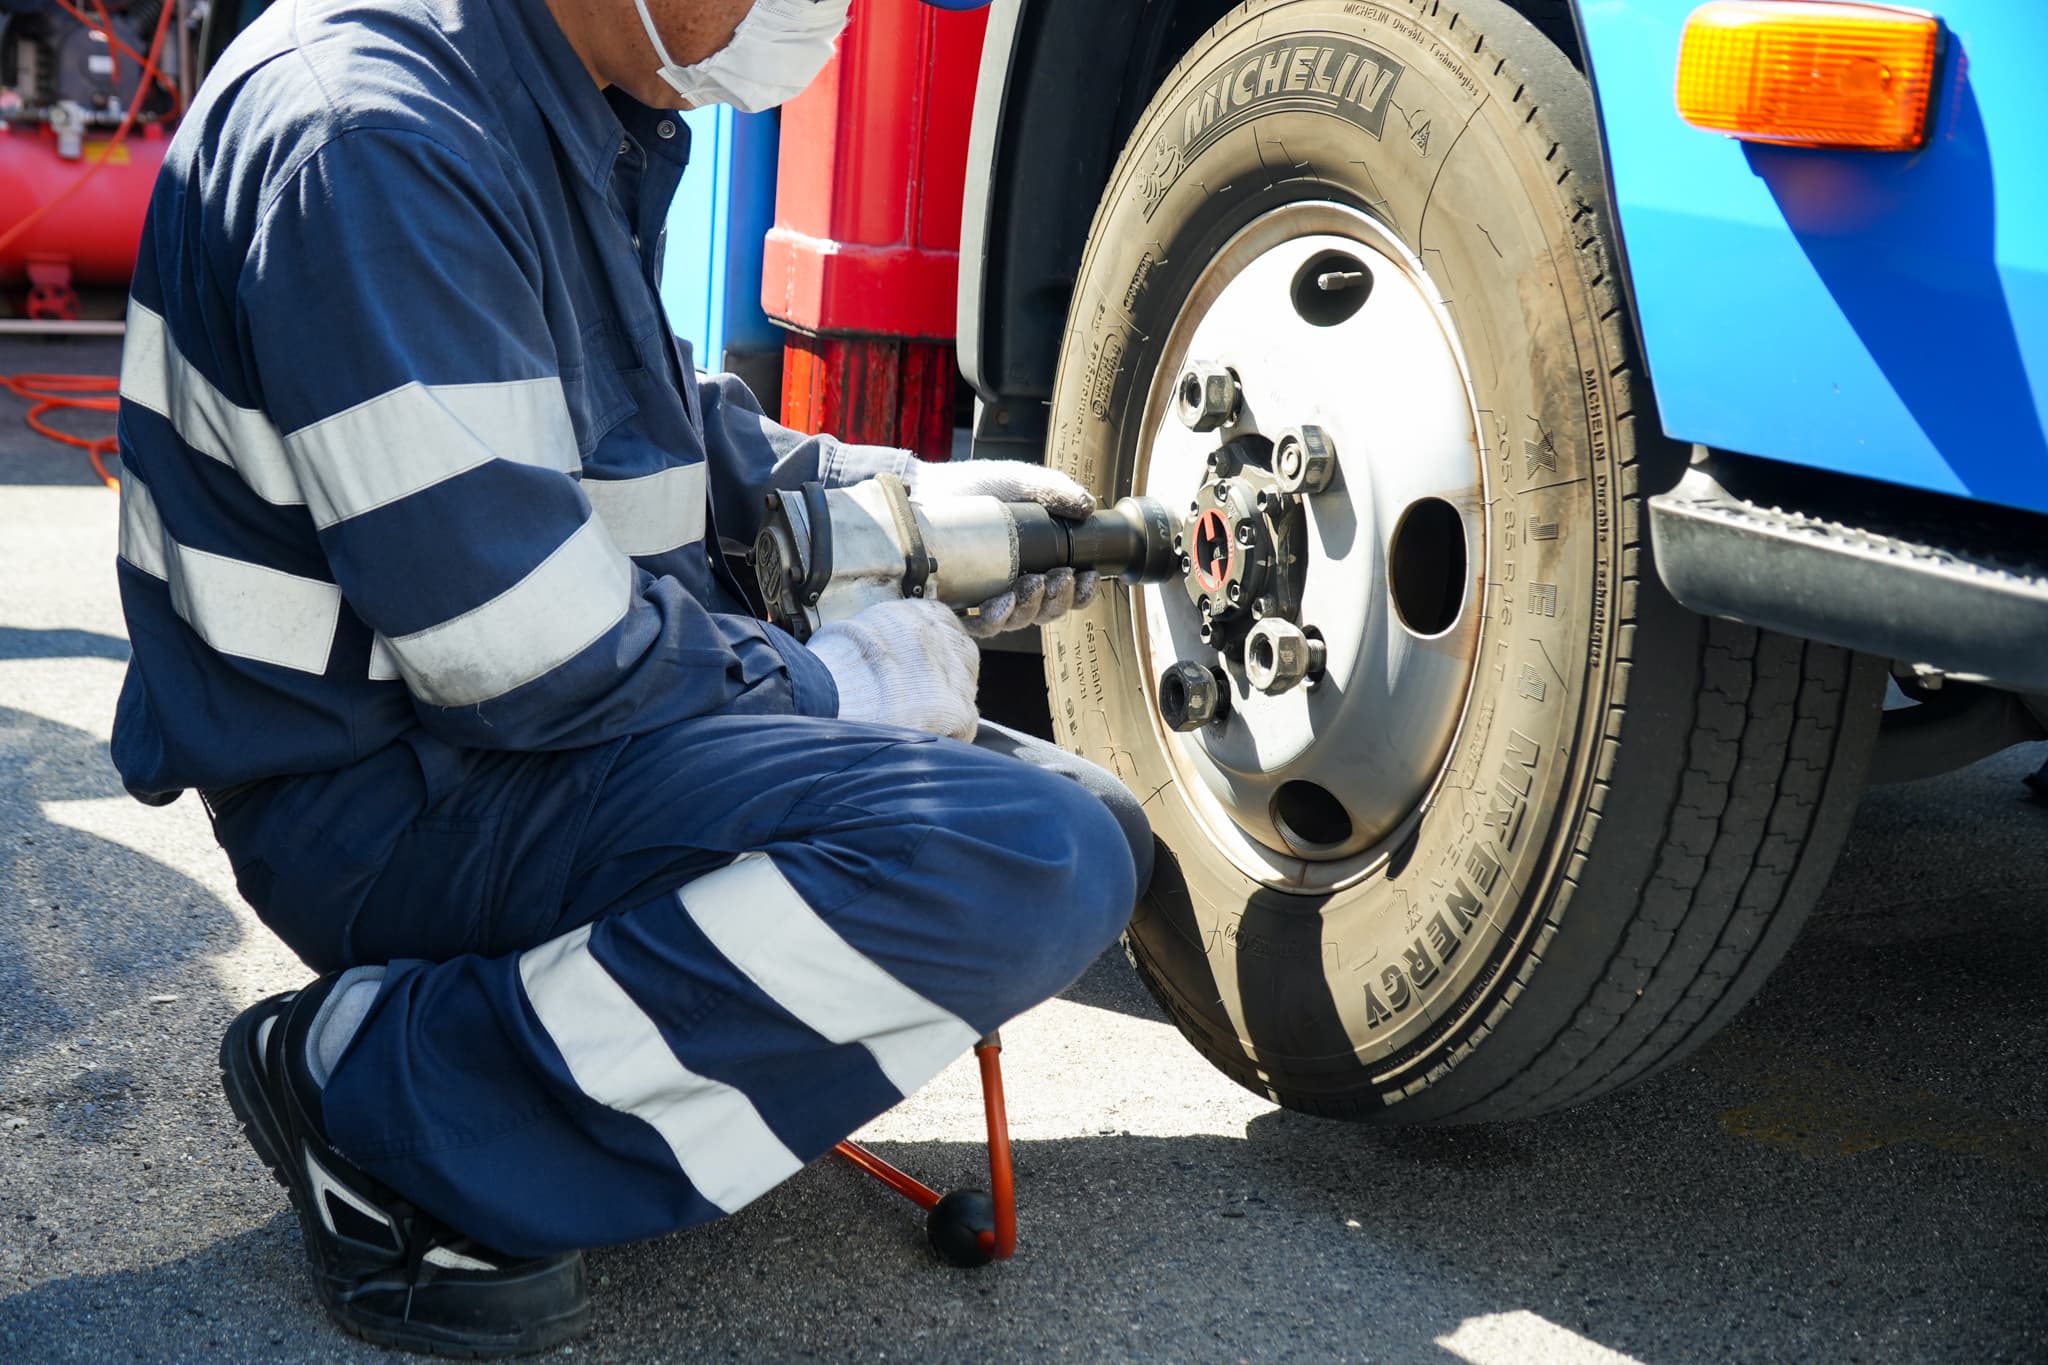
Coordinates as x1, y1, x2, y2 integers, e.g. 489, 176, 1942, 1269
286, 378, 580, 529
367, 636, 401, 682
381, 512, 635, 708
580, 463, 707, 558
120, 300, 305, 508
679, 853, 979, 1097
117, 472, 171, 581
118, 473, 341, 675
518, 923, 804, 1214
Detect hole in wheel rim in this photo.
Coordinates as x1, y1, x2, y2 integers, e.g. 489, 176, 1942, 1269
1272, 781, 1353, 851
1290, 250, 1373, 327
1387, 497, 1467, 637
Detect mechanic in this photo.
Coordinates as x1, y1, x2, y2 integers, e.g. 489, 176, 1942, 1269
110, 0, 1151, 1354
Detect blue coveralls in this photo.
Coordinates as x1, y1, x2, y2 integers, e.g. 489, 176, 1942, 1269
110, 0, 1146, 1255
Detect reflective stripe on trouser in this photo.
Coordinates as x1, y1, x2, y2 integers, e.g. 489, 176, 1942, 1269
267, 715, 1141, 1256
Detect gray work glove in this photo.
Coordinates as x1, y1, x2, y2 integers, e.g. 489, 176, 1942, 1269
901, 458, 1101, 638
807, 597, 980, 740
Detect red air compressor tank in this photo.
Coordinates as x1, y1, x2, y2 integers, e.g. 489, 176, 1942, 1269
0, 122, 168, 313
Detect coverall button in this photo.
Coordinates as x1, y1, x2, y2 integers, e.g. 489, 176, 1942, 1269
619, 138, 632, 157
656, 120, 677, 140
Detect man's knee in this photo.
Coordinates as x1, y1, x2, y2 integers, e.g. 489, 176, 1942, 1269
936, 762, 1135, 1015
1090, 780, 1154, 895
782, 734, 1137, 1027
970, 722, 1154, 893
1036, 767, 1137, 931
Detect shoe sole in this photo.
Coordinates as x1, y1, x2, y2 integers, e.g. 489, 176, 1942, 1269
220, 1004, 590, 1358
320, 1249, 593, 1360
219, 999, 292, 1187
332, 1288, 593, 1359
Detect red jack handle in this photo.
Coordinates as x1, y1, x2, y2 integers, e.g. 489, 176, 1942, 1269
831, 1032, 1017, 1262
976, 1034, 1016, 1260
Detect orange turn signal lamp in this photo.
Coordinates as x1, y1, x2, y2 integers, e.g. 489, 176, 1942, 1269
1677, 2, 1941, 151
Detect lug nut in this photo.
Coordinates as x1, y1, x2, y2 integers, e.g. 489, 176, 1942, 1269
1159, 661, 1230, 731
1244, 619, 1327, 694
1235, 521, 1258, 547
1274, 425, 1336, 495
1176, 362, 1242, 433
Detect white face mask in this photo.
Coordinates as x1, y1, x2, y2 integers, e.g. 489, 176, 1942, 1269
635, 0, 852, 113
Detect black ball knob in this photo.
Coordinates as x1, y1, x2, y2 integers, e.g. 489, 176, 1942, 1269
927, 1189, 997, 1268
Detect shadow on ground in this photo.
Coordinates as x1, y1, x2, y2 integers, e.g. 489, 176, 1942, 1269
0, 694, 264, 1340
0, 629, 129, 665
0, 703, 242, 1071
0, 708, 2041, 1361
3, 1025, 2042, 1364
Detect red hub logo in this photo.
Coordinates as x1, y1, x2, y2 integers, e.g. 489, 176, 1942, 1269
1191, 508, 1236, 593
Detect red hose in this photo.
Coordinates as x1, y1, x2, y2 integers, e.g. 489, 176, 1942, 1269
1, 372, 121, 489
50, 0, 183, 113
91, 1, 123, 87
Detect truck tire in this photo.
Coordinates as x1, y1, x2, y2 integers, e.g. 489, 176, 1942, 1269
1040, 0, 1884, 1122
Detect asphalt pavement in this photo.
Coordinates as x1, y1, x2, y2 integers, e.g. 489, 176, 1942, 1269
0, 335, 2043, 1363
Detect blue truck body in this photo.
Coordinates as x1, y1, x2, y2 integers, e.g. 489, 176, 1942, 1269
1579, 1, 2048, 516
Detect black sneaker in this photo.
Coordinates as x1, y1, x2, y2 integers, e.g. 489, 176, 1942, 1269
219, 978, 591, 1357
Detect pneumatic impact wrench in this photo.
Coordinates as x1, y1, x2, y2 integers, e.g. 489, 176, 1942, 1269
751, 472, 1182, 640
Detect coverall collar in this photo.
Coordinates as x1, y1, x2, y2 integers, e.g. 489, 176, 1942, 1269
498, 0, 689, 190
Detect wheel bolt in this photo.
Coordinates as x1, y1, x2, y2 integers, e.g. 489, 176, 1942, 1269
1235, 521, 1258, 547
1227, 582, 1242, 604
1274, 425, 1337, 495
1176, 362, 1242, 433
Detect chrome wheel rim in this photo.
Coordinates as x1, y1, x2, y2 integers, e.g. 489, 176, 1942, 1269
1135, 202, 1488, 889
